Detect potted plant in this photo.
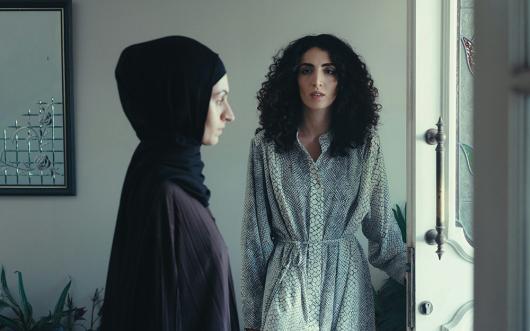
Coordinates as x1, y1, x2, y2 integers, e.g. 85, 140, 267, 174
0, 266, 101, 331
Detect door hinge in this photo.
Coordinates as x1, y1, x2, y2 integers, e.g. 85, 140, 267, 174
407, 246, 415, 330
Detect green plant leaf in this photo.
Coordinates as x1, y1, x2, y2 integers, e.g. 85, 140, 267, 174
392, 204, 407, 243
0, 314, 23, 331
52, 280, 71, 324
32, 318, 49, 329
0, 267, 23, 321
396, 203, 407, 227
0, 299, 11, 311
1, 267, 18, 308
14, 271, 33, 326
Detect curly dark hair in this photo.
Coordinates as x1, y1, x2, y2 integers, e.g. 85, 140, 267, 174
257, 34, 381, 156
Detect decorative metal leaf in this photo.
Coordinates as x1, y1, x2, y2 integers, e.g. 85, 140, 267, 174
461, 36, 475, 75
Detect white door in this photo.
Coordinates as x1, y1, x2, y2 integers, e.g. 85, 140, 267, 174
407, 1, 474, 330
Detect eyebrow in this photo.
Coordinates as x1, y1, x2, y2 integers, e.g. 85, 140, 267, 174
213, 90, 229, 97
299, 63, 336, 67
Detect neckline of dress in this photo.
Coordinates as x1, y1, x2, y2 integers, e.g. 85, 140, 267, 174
295, 130, 331, 164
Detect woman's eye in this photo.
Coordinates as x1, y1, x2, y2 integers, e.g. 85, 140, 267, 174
216, 96, 226, 105
324, 67, 337, 75
299, 66, 312, 75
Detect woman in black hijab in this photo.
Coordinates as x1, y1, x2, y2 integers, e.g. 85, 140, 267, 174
101, 36, 239, 331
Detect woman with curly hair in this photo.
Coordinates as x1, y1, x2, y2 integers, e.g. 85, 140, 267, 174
241, 34, 407, 331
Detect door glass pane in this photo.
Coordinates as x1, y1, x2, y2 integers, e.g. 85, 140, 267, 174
457, 0, 474, 245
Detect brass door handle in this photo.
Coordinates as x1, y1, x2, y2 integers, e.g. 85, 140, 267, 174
424, 117, 446, 260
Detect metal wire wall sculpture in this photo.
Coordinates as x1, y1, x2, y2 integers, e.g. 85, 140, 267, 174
0, 98, 65, 186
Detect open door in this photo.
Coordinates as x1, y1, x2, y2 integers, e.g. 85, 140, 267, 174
407, 1, 474, 329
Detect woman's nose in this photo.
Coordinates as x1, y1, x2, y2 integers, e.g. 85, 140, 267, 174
311, 72, 323, 87
223, 103, 235, 122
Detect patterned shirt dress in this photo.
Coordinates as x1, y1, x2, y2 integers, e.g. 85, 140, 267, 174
241, 130, 407, 331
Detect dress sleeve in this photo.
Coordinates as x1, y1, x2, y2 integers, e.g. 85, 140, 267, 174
361, 135, 407, 284
240, 137, 275, 329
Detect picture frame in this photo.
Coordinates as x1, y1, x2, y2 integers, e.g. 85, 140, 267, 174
0, 0, 75, 195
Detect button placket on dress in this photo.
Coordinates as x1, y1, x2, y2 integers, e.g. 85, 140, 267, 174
294, 131, 331, 329
306, 159, 324, 329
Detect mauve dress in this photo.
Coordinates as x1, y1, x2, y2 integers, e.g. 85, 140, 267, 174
102, 174, 239, 331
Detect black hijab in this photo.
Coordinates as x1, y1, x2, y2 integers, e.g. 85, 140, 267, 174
115, 36, 226, 206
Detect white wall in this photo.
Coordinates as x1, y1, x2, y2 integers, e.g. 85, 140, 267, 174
0, 0, 407, 320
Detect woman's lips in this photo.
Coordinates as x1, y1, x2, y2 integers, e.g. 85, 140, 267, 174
310, 91, 326, 100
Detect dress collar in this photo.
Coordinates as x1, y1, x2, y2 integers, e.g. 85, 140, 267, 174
296, 130, 332, 155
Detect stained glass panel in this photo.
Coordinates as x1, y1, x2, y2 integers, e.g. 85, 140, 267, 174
457, 0, 474, 246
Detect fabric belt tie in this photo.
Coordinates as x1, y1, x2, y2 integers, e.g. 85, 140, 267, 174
264, 233, 357, 325
273, 233, 357, 287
